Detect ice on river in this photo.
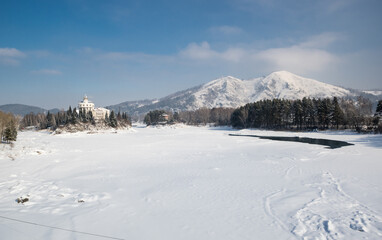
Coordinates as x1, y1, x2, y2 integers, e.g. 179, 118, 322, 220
0, 125, 381, 239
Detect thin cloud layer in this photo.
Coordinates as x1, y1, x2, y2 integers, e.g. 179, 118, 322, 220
257, 46, 337, 74
179, 42, 246, 63
178, 33, 340, 74
0, 48, 25, 65
299, 32, 343, 48
209, 25, 243, 35
3, 32, 344, 84
71, 32, 343, 80
180, 42, 218, 60
30, 69, 62, 75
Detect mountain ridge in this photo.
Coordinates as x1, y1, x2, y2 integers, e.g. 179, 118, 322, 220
0, 104, 60, 116
107, 71, 367, 116
2, 71, 381, 116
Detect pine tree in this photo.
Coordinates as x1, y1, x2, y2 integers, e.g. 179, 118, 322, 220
144, 114, 151, 125
79, 109, 84, 122
376, 100, 382, 115
67, 106, 73, 117
306, 98, 316, 128
280, 100, 292, 128
331, 97, 344, 129
293, 100, 303, 129
173, 112, 180, 122
71, 108, 79, 124
46, 111, 57, 129
87, 111, 95, 125
4, 120, 17, 143
375, 100, 382, 129
109, 110, 117, 128
104, 112, 110, 125
231, 107, 248, 128
143, 110, 167, 125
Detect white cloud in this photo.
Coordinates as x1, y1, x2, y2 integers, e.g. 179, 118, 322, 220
257, 46, 338, 74
221, 48, 246, 62
0, 48, 25, 57
179, 42, 247, 62
72, 33, 342, 81
30, 69, 62, 75
0, 47, 25, 65
299, 32, 343, 48
179, 42, 218, 60
179, 32, 341, 74
256, 33, 341, 74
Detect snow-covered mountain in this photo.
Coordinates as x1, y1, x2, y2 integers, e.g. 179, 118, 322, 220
107, 71, 357, 115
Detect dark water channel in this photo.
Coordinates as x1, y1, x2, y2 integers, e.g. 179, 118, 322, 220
229, 134, 354, 149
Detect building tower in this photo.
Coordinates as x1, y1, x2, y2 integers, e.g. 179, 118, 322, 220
77, 95, 110, 120
78, 95, 95, 113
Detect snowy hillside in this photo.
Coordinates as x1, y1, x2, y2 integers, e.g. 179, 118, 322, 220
252, 71, 352, 100
108, 71, 355, 115
363, 90, 382, 96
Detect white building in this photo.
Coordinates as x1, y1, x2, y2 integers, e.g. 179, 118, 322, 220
78, 95, 95, 113
94, 107, 110, 119
78, 95, 110, 120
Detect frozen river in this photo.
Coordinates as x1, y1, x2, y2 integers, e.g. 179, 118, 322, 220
1, 125, 382, 239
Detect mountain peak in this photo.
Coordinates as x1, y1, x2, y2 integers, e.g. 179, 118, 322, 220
265, 71, 306, 82
107, 71, 355, 115
268, 70, 296, 77
210, 75, 241, 82
203, 75, 242, 88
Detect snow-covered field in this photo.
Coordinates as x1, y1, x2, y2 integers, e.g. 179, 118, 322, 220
0, 125, 382, 240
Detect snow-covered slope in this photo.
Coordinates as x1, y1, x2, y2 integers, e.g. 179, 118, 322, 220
108, 71, 354, 115
363, 90, 382, 96
190, 76, 256, 109
252, 71, 351, 100
190, 71, 352, 109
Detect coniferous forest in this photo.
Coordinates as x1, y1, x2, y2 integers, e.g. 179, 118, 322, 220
6, 96, 382, 138
231, 97, 381, 132
232, 97, 352, 129
20, 107, 131, 131
144, 97, 382, 133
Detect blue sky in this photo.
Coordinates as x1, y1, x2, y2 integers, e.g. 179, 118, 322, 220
1, 0, 381, 109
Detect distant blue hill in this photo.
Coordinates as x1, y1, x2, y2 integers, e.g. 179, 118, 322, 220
0, 104, 60, 116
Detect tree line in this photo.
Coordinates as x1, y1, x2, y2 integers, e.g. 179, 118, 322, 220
20, 106, 131, 130
231, 97, 380, 131
144, 107, 235, 126
144, 97, 382, 133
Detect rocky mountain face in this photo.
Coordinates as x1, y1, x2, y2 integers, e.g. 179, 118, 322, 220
107, 71, 364, 116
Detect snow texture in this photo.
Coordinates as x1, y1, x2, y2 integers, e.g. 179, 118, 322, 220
363, 90, 382, 96
108, 71, 355, 115
0, 126, 381, 239
191, 71, 352, 110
